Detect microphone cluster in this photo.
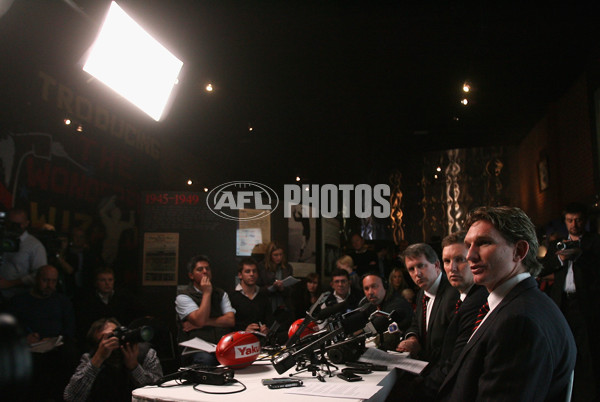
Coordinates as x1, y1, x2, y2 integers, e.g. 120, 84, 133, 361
272, 296, 400, 374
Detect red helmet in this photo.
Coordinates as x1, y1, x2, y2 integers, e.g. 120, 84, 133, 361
288, 318, 318, 339
215, 331, 261, 369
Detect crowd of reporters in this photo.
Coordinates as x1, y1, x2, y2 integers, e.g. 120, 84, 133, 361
1, 203, 598, 401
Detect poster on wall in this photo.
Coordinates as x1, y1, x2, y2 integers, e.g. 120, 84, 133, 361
236, 228, 262, 256
142, 232, 179, 286
238, 209, 270, 255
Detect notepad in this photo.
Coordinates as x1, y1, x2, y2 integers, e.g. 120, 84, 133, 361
268, 276, 300, 291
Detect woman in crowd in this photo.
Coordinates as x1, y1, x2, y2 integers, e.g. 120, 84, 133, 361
257, 242, 294, 313
292, 272, 322, 319
388, 266, 409, 296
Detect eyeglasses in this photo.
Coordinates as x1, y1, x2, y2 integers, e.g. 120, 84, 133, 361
195, 265, 210, 271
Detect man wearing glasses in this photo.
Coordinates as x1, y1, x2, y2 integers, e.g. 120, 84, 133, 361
323, 268, 362, 312
175, 255, 235, 366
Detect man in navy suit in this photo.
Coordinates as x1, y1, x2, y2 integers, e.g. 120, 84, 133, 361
438, 206, 576, 401
396, 243, 458, 365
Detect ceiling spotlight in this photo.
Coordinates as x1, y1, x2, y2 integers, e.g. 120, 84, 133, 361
76, 124, 83, 132
462, 83, 470, 93
461, 98, 468, 106
434, 174, 438, 179
203, 187, 209, 192
205, 83, 213, 92
296, 176, 301, 182
187, 179, 193, 185
64, 118, 71, 125
436, 166, 442, 172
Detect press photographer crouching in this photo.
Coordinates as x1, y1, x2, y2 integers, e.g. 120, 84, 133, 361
63, 317, 162, 402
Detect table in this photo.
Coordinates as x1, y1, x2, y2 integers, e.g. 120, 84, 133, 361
132, 360, 397, 402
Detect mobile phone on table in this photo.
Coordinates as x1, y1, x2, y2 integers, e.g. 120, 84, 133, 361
337, 372, 362, 382
343, 367, 371, 375
267, 380, 303, 389
263, 378, 303, 386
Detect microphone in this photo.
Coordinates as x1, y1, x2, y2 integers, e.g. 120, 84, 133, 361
285, 291, 332, 348
340, 304, 371, 334
273, 327, 343, 374
316, 301, 349, 321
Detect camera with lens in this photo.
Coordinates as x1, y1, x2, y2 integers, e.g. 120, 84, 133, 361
556, 240, 580, 251
111, 325, 154, 345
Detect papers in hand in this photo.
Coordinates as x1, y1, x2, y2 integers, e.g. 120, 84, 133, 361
359, 347, 429, 375
179, 337, 216, 355
30, 335, 63, 353
268, 276, 300, 291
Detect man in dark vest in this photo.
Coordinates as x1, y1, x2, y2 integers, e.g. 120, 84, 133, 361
175, 255, 235, 366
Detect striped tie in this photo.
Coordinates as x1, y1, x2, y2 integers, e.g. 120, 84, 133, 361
472, 302, 490, 333
455, 298, 463, 314
422, 295, 430, 340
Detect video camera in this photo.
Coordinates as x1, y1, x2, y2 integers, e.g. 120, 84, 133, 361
556, 240, 580, 250
111, 325, 154, 345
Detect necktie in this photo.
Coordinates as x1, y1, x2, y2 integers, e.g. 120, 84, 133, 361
472, 301, 490, 333
455, 298, 463, 314
422, 295, 430, 340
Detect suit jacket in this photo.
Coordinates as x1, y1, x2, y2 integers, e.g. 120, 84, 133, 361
406, 274, 458, 364
422, 285, 488, 393
540, 232, 600, 319
438, 277, 576, 402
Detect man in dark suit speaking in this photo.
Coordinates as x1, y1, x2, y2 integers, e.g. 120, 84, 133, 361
438, 206, 576, 401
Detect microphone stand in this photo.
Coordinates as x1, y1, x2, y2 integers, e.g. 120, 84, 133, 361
288, 329, 341, 380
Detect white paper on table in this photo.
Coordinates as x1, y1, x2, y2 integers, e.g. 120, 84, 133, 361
359, 347, 428, 375
284, 382, 382, 399
179, 337, 216, 354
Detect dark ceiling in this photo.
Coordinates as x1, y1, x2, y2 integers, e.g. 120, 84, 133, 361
2, 0, 599, 188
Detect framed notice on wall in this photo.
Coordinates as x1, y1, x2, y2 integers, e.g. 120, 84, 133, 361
143, 232, 179, 286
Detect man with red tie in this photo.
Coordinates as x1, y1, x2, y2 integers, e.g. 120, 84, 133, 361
396, 243, 458, 366
438, 206, 576, 401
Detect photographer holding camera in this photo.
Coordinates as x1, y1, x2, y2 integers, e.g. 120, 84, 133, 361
64, 317, 162, 402
540, 202, 600, 400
